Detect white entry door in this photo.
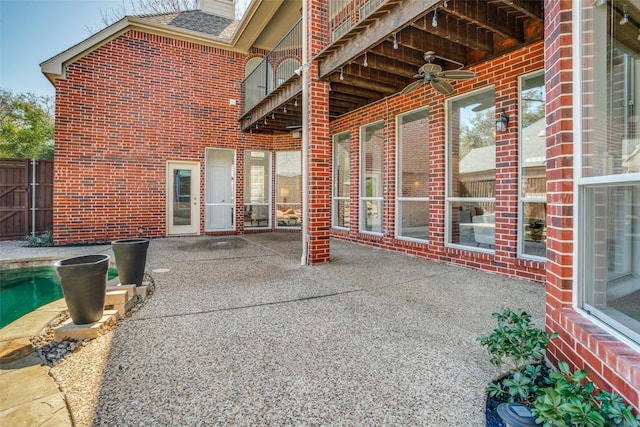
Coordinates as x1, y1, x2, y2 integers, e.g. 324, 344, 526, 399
167, 161, 200, 235
205, 148, 235, 230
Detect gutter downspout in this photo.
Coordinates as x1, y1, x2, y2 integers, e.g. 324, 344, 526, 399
300, 0, 310, 265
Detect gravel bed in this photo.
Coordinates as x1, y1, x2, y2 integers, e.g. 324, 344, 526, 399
30, 282, 153, 427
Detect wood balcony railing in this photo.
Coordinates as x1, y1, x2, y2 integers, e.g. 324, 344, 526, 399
328, 0, 385, 42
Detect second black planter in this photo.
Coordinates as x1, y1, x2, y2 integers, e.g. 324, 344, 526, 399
112, 238, 149, 286
55, 254, 109, 325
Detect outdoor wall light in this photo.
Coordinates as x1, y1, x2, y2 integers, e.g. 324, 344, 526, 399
496, 109, 510, 132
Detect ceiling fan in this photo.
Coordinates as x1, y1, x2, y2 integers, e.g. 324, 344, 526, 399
401, 51, 475, 95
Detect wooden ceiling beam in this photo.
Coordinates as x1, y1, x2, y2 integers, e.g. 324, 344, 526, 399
327, 73, 397, 96
352, 51, 421, 79
488, 0, 543, 20
444, 0, 520, 41
411, 12, 494, 53
399, 25, 469, 65
317, 0, 440, 79
329, 82, 385, 101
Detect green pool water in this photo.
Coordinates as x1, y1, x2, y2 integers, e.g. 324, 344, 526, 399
0, 265, 117, 329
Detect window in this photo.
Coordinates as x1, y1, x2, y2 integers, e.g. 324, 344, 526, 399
578, 2, 640, 343
360, 122, 384, 234
244, 150, 271, 228
276, 58, 300, 87
446, 87, 496, 250
276, 151, 301, 228
519, 71, 547, 259
396, 107, 429, 241
333, 131, 350, 229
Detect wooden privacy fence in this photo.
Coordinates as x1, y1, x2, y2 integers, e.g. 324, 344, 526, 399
0, 158, 53, 241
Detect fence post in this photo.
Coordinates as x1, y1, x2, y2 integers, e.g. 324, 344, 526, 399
31, 158, 36, 237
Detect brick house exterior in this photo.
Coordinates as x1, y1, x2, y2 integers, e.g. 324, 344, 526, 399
42, 0, 640, 412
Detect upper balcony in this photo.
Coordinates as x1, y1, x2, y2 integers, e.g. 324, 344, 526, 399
242, 18, 302, 115
240, 0, 545, 134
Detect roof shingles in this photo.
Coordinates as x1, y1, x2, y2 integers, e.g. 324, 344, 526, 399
138, 10, 238, 40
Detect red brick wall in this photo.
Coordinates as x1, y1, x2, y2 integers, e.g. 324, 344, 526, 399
544, 0, 640, 410
53, 30, 275, 244
329, 41, 546, 282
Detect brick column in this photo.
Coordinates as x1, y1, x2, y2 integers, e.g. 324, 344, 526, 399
544, 0, 575, 318
306, 0, 331, 264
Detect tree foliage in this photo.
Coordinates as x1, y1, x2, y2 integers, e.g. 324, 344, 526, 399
0, 89, 54, 160
459, 108, 495, 158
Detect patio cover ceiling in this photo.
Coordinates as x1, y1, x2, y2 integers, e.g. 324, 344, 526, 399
243, 0, 545, 134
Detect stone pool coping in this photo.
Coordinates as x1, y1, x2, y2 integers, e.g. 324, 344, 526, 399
0, 298, 67, 364
0, 298, 73, 426
0, 254, 118, 426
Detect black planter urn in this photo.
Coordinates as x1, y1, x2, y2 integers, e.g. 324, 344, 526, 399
54, 254, 109, 325
112, 239, 149, 286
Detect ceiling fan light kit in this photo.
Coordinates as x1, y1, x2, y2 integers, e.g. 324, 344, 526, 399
400, 51, 475, 95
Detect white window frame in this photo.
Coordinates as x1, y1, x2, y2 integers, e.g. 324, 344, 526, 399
332, 131, 350, 230
244, 150, 271, 229
518, 70, 547, 261
275, 150, 302, 229
359, 121, 384, 235
574, 0, 640, 347
396, 106, 430, 242
445, 86, 496, 253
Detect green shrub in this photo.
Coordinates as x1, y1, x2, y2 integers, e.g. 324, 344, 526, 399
478, 308, 640, 427
532, 361, 640, 427
477, 307, 558, 372
23, 231, 53, 247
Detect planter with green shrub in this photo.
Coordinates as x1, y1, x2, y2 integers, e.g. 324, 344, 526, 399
478, 308, 639, 427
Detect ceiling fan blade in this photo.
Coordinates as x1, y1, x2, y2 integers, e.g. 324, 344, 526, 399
440, 70, 475, 80
431, 79, 455, 95
286, 125, 302, 130
420, 63, 442, 75
400, 80, 424, 95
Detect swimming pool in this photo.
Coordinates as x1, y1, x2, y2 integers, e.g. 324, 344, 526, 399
0, 265, 117, 329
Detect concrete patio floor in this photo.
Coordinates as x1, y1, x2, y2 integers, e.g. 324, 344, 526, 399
0, 234, 545, 425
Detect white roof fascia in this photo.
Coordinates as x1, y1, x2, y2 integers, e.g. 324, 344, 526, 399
40, 18, 131, 84
40, 15, 243, 86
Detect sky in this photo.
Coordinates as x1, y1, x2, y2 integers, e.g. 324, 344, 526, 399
1, 0, 123, 98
